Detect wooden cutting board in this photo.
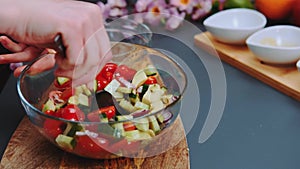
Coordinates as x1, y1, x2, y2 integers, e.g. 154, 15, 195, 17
194, 31, 300, 101
1, 116, 189, 169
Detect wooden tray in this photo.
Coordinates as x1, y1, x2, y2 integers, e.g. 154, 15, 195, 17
1, 116, 189, 169
194, 31, 300, 101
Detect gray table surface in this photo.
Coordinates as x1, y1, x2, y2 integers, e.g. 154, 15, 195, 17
1, 20, 300, 169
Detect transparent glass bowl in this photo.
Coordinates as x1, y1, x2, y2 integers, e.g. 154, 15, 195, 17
17, 43, 187, 159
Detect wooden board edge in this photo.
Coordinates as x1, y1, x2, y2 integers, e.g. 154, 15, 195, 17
194, 32, 300, 102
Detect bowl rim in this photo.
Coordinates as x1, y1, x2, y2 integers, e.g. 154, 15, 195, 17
105, 17, 153, 44
17, 43, 188, 125
203, 8, 267, 31
246, 25, 300, 50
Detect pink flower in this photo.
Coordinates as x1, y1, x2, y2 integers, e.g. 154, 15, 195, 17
192, 0, 212, 20
144, 0, 170, 26
97, 1, 110, 20
97, 0, 128, 19
135, 0, 153, 12
109, 7, 128, 17
107, 0, 127, 8
165, 7, 186, 30
169, 0, 196, 14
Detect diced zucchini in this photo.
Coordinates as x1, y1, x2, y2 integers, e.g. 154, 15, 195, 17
161, 94, 174, 104
112, 123, 125, 136
68, 95, 79, 105
104, 79, 121, 95
124, 130, 152, 141
147, 129, 156, 137
142, 86, 164, 105
149, 84, 161, 92
81, 84, 92, 96
78, 93, 89, 107
131, 70, 148, 87
134, 117, 149, 132
148, 115, 161, 133
63, 123, 83, 137
75, 85, 84, 95
129, 93, 139, 104
156, 112, 165, 124
94, 79, 98, 92
42, 99, 56, 112
57, 77, 70, 85
99, 113, 109, 122
119, 99, 135, 113
144, 65, 158, 76
134, 101, 150, 110
116, 115, 134, 121
55, 134, 75, 150
150, 100, 164, 113
117, 87, 132, 94
111, 91, 124, 99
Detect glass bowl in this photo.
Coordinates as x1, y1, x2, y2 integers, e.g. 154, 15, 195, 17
17, 43, 187, 159
105, 17, 152, 62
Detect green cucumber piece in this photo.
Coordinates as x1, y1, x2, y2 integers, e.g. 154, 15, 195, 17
55, 134, 75, 150
144, 65, 158, 76
63, 123, 83, 137
57, 77, 70, 85
124, 130, 152, 141
117, 87, 132, 94
116, 115, 133, 121
81, 84, 92, 96
78, 93, 89, 107
156, 112, 165, 124
134, 117, 149, 132
150, 100, 164, 113
148, 115, 161, 134
134, 101, 149, 110
104, 79, 121, 94
68, 95, 79, 105
132, 70, 148, 87
119, 99, 135, 113
112, 123, 125, 137
42, 99, 56, 112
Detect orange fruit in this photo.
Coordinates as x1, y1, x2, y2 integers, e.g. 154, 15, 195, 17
255, 0, 295, 20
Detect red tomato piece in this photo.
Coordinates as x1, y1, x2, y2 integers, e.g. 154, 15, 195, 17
75, 135, 110, 157
99, 106, 116, 119
44, 110, 56, 116
60, 87, 75, 101
87, 106, 116, 122
102, 71, 114, 82
96, 76, 109, 92
60, 104, 85, 121
100, 63, 118, 74
123, 122, 136, 131
115, 65, 136, 81
144, 76, 157, 85
43, 119, 65, 139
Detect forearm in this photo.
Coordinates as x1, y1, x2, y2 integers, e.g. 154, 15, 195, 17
0, 0, 21, 35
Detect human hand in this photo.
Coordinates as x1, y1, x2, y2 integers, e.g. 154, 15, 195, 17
0, 36, 55, 77
0, 0, 112, 87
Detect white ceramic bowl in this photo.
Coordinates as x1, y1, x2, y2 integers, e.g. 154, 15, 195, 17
203, 8, 267, 45
246, 25, 300, 65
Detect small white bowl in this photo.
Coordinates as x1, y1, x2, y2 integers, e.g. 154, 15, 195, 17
203, 8, 267, 45
246, 25, 300, 65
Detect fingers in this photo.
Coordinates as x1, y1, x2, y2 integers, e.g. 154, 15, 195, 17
0, 36, 27, 52
0, 46, 41, 64
13, 53, 55, 77
55, 2, 112, 85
